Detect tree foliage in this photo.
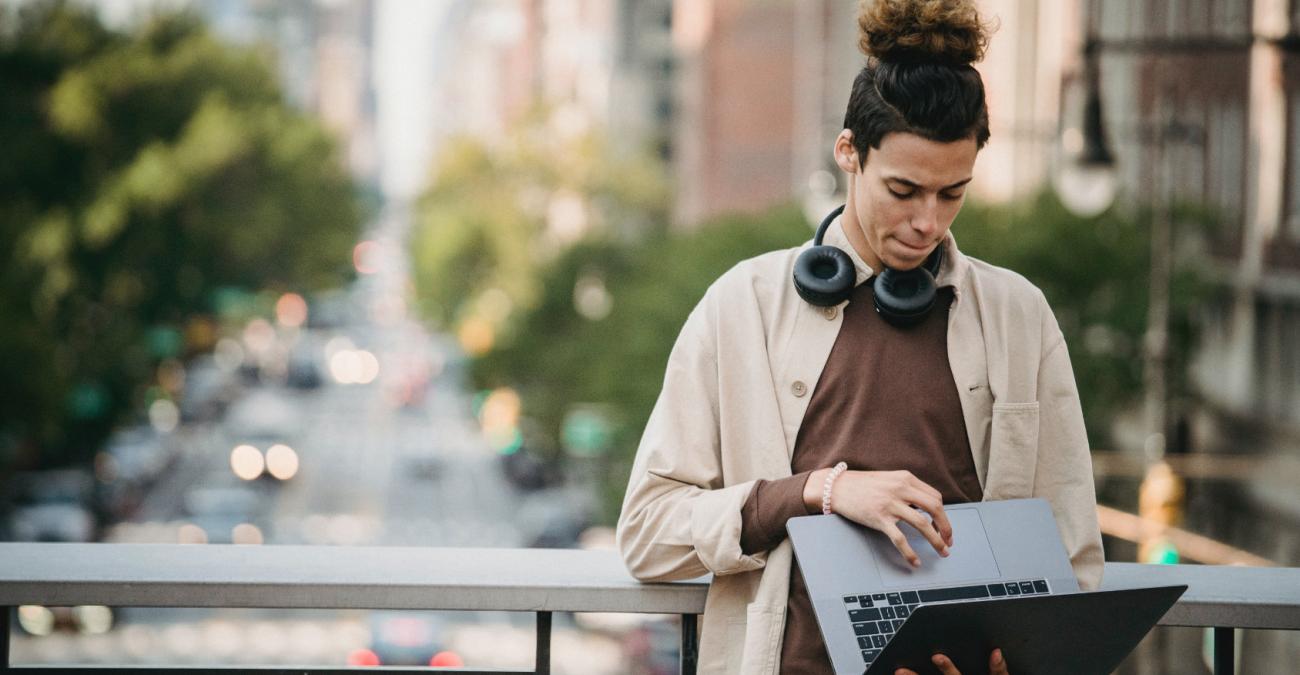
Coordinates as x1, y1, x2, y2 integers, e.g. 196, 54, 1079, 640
0, 2, 361, 470
463, 194, 1205, 521
954, 191, 1206, 448
410, 112, 669, 342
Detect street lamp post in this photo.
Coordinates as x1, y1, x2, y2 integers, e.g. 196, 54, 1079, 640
1057, 33, 1203, 568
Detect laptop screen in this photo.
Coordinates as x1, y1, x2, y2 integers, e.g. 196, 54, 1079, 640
875, 507, 1002, 589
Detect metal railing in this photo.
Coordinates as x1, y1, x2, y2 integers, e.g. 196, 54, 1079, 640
1, 543, 1298, 674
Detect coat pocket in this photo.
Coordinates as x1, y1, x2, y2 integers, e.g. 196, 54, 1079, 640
985, 402, 1040, 499
721, 603, 783, 675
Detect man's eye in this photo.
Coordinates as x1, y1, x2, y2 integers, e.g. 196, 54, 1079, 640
888, 189, 913, 199
941, 192, 965, 201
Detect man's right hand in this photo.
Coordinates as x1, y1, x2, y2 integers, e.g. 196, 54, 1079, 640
803, 468, 954, 568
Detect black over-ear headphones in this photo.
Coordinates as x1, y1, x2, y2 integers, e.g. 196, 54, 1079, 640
792, 204, 944, 328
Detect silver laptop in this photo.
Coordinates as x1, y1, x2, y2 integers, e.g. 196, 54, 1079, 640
786, 498, 1080, 674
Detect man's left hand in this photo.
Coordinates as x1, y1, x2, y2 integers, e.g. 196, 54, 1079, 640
894, 648, 1009, 675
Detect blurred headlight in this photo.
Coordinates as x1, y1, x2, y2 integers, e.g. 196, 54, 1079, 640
265, 444, 299, 480
231, 444, 265, 480
74, 605, 114, 634
18, 605, 54, 636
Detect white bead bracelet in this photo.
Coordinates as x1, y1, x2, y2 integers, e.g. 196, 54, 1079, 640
822, 461, 849, 515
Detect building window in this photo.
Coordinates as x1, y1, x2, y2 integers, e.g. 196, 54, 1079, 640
1207, 99, 1246, 236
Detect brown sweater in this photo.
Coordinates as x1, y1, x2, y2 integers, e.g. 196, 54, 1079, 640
739, 282, 983, 673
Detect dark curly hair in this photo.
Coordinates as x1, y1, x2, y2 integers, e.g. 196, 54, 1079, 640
845, 0, 993, 166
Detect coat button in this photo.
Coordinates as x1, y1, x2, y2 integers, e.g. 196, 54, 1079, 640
822, 306, 838, 320
791, 381, 808, 397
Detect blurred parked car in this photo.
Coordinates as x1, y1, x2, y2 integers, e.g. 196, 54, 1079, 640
499, 450, 555, 492
179, 355, 239, 423
286, 331, 325, 390
181, 485, 267, 544
621, 617, 681, 675
100, 425, 174, 519
5, 470, 98, 543
224, 389, 302, 483
362, 610, 460, 666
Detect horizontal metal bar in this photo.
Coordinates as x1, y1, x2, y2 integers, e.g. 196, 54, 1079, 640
0, 669, 534, 674
0, 545, 707, 615
1101, 563, 1300, 630
4, 545, 1300, 632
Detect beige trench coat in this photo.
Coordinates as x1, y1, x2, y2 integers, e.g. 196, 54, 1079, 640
616, 218, 1104, 674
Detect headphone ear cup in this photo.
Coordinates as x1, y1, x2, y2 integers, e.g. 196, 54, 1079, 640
793, 246, 855, 307
873, 245, 944, 327
873, 266, 938, 327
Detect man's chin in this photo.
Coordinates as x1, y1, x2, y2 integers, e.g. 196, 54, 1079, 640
883, 251, 930, 271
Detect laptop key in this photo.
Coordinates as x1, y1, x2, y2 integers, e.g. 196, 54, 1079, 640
859, 636, 874, 649
1033, 579, 1049, 594
872, 593, 886, 601
850, 608, 882, 622
887, 593, 902, 605
918, 584, 991, 603
988, 583, 1007, 597
864, 648, 881, 661
880, 606, 896, 619
859, 596, 875, 608
901, 591, 920, 604
1019, 581, 1035, 594
872, 634, 887, 648
844, 595, 859, 604
1005, 582, 1021, 595
853, 622, 879, 636
893, 619, 905, 631
878, 621, 893, 634
896, 606, 910, 618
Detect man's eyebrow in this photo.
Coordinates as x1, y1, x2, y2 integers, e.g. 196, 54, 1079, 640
884, 176, 974, 191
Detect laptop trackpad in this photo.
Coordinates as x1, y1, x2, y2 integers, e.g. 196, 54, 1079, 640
875, 508, 1002, 589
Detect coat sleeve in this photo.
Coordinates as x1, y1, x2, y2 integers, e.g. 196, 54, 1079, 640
616, 301, 769, 582
1033, 299, 1105, 590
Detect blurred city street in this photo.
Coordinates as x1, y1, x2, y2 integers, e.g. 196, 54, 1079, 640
5, 0, 1300, 672
9, 206, 625, 671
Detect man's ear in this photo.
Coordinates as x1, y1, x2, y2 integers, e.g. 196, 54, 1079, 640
834, 130, 860, 174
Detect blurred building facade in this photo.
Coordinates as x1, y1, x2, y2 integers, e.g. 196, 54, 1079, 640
1078, 0, 1300, 553
667, 0, 1075, 227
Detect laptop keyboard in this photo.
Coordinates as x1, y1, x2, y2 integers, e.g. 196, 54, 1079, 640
843, 578, 1051, 666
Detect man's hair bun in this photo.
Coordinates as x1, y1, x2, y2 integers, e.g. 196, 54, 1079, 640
858, 0, 990, 66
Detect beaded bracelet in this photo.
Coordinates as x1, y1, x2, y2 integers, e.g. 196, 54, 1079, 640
821, 461, 849, 515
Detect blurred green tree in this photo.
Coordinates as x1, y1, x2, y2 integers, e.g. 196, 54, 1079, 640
0, 2, 361, 471
409, 112, 669, 352
467, 194, 1205, 521
954, 192, 1206, 451
470, 205, 813, 516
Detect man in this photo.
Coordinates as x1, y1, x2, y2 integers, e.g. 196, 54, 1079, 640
617, 3, 1103, 672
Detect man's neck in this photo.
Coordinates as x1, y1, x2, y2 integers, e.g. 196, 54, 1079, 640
839, 199, 882, 273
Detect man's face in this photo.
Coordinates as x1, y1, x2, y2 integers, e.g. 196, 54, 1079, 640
837, 131, 978, 272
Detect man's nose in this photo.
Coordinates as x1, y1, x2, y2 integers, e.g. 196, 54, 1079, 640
910, 197, 940, 235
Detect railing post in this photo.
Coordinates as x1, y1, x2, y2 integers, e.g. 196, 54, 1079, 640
534, 611, 551, 675
2, 606, 10, 671
1213, 627, 1234, 675
680, 613, 698, 675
